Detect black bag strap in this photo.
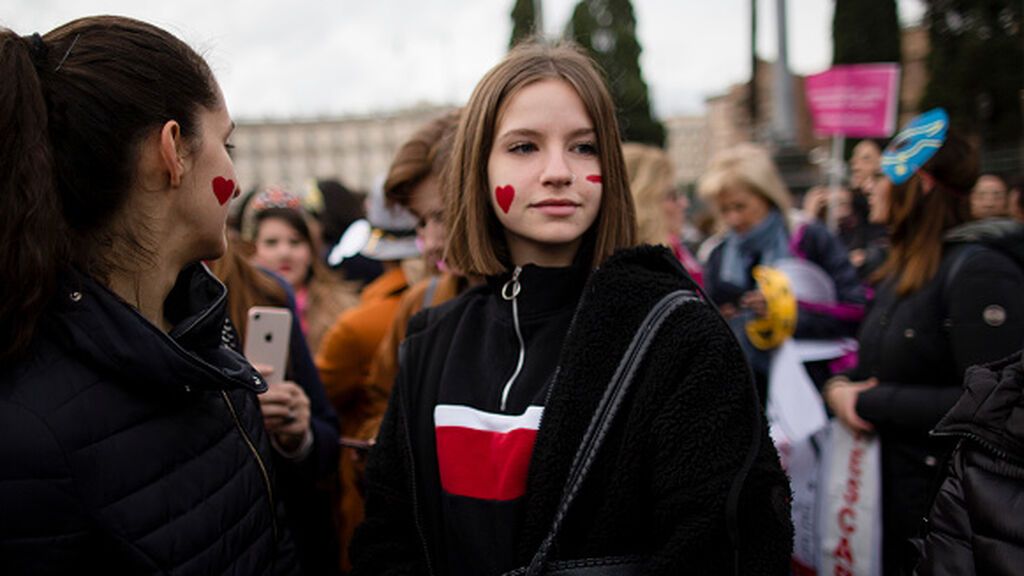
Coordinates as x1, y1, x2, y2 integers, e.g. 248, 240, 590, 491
523, 289, 701, 576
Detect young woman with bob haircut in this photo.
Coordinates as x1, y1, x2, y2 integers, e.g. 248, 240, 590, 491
351, 40, 792, 576
0, 16, 298, 574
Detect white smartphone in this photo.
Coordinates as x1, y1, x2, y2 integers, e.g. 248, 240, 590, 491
244, 306, 293, 386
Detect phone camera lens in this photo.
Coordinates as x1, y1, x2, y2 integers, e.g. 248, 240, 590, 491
254, 313, 261, 320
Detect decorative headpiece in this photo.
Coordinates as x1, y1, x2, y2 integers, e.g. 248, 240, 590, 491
241, 186, 306, 241
881, 108, 949, 185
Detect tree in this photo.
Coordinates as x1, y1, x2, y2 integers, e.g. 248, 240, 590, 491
832, 0, 902, 65
565, 0, 666, 146
509, 0, 539, 49
919, 0, 1023, 146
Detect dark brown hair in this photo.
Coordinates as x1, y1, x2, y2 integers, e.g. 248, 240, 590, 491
384, 110, 461, 208
0, 16, 218, 361
208, 239, 289, 344
871, 131, 977, 295
443, 40, 636, 276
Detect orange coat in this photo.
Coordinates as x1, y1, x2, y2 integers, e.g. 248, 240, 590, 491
315, 267, 408, 437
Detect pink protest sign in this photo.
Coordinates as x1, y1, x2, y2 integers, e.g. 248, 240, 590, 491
805, 64, 901, 137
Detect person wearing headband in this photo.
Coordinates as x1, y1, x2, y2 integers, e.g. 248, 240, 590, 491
824, 109, 1024, 574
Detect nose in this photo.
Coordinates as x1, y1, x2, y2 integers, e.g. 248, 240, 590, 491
722, 210, 743, 232
423, 219, 445, 256
540, 149, 573, 188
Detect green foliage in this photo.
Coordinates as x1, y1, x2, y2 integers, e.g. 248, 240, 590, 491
510, 0, 538, 49
920, 0, 1023, 145
565, 0, 666, 146
832, 0, 901, 64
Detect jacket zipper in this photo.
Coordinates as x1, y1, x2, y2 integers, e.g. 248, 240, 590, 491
931, 429, 1019, 464
500, 266, 526, 412
220, 390, 279, 544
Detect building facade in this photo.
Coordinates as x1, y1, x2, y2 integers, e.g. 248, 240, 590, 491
230, 105, 456, 195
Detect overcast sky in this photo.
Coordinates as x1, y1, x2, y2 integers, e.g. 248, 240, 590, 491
4, 0, 925, 121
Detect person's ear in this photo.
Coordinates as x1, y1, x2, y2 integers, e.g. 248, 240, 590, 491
919, 171, 936, 195
158, 120, 186, 188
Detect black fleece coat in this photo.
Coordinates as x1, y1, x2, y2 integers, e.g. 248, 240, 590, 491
847, 219, 1024, 574
0, 264, 299, 575
350, 246, 793, 575
914, 350, 1024, 575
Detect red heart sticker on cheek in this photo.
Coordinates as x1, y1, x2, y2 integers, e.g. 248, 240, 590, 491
495, 185, 515, 214
212, 176, 236, 206
586, 174, 602, 183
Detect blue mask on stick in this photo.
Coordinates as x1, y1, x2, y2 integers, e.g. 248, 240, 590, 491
881, 108, 949, 185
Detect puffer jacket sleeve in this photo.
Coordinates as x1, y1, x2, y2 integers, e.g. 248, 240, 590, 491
914, 447, 975, 576
943, 248, 1024, 377
349, 338, 429, 576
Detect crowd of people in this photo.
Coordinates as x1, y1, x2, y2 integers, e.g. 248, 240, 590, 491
2, 15, 1024, 576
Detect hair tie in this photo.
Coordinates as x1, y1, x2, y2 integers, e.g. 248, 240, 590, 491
27, 33, 48, 70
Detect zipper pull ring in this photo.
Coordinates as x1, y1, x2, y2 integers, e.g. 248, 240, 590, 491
501, 266, 522, 301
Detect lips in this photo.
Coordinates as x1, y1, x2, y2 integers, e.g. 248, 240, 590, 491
531, 199, 580, 208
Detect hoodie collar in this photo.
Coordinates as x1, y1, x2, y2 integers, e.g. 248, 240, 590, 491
47, 263, 265, 396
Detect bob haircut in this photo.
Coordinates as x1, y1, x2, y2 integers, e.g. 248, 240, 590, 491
443, 40, 636, 276
623, 142, 674, 247
697, 143, 793, 227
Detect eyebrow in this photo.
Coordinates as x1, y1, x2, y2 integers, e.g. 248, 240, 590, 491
226, 121, 236, 138
496, 127, 595, 141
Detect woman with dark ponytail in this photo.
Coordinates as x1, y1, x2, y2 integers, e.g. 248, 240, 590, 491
0, 17, 299, 574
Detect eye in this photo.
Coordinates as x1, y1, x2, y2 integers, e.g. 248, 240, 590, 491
571, 141, 598, 156
508, 142, 537, 154
225, 142, 236, 159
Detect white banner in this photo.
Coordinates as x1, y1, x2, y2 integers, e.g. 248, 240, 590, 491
820, 421, 882, 576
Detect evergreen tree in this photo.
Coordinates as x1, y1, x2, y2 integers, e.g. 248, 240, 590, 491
920, 0, 1023, 145
832, 0, 901, 65
510, 0, 538, 49
565, 0, 665, 146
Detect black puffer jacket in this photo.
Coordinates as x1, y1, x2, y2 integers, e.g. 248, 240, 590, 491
848, 219, 1024, 574
351, 246, 793, 575
915, 350, 1024, 575
0, 264, 299, 575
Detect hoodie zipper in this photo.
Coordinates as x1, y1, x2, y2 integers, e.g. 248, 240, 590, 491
221, 390, 279, 544
500, 266, 526, 412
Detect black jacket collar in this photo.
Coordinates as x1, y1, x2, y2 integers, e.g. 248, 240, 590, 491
933, 350, 1024, 463
945, 218, 1024, 269
46, 263, 265, 396
485, 263, 590, 322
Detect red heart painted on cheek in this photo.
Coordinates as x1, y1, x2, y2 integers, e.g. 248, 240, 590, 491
586, 174, 602, 183
212, 176, 236, 206
495, 185, 515, 214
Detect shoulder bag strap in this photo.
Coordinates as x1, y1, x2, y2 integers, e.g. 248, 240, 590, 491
523, 289, 701, 576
